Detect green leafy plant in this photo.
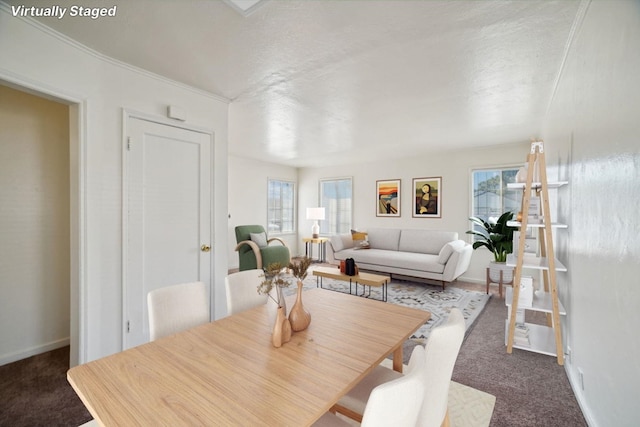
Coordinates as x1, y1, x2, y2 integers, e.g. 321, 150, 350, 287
467, 212, 517, 262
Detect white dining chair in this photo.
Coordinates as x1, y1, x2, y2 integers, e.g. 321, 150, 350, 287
147, 281, 210, 341
335, 308, 466, 427
314, 345, 426, 427
225, 269, 268, 315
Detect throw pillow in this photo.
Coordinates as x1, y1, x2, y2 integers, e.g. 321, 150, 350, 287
249, 232, 268, 248
351, 229, 368, 242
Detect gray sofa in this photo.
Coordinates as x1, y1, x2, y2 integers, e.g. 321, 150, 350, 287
327, 228, 472, 289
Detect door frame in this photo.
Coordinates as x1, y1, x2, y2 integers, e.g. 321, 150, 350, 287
0, 71, 88, 367
121, 109, 215, 349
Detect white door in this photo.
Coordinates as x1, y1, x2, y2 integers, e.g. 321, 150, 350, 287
124, 117, 212, 349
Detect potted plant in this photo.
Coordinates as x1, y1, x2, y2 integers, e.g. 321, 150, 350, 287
467, 212, 517, 284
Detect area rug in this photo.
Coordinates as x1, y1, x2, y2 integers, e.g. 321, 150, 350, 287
295, 267, 491, 344
448, 381, 496, 427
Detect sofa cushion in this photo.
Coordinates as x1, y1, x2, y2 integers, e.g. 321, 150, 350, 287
367, 228, 401, 251
398, 229, 458, 255
332, 248, 358, 261
437, 240, 466, 264
352, 249, 445, 274
249, 232, 268, 248
330, 234, 353, 252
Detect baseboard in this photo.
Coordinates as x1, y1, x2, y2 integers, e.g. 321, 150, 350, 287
565, 362, 597, 426
458, 274, 485, 284
0, 337, 70, 366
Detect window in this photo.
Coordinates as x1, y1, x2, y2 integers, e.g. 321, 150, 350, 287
267, 179, 295, 234
471, 167, 520, 223
319, 178, 352, 235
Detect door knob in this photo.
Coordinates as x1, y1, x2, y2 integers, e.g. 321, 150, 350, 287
201, 244, 211, 252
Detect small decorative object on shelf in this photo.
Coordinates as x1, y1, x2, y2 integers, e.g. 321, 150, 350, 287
345, 258, 357, 276
513, 323, 530, 346
288, 257, 312, 332
518, 276, 534, 308
258, 262, 292, 347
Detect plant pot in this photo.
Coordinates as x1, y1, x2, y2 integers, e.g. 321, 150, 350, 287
489, 261, 514, 284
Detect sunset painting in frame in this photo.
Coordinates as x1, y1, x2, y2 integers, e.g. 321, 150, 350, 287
376, 179, 401, 217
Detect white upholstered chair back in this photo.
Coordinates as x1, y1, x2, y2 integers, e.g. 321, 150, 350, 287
225, 269, 268, 315
147, 281, 209, 341
360, 345, 425, 427
417, 308, 465, 427
314, 345, 425, 427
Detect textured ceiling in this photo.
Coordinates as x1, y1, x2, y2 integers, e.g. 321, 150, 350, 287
6, 0, 583, 167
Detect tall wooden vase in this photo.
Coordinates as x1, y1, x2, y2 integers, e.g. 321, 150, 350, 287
288, 280, 311, 332
272, 306, 292, 348
267, 286, 287, 326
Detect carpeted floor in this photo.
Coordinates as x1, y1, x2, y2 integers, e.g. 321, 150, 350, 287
0, 346, 92, 426
452, 296, 587, 427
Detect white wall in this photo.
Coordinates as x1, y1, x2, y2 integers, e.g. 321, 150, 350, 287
0, 6, 229, 362
298, 142, 529, 281
227, 155, 298, 273
0, 85, 70, 365
542, 1, 640, 425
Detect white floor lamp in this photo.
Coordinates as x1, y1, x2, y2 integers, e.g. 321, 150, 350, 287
306, 207, 325, 238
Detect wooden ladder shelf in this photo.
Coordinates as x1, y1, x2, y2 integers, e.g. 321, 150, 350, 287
506, 140, 567, 365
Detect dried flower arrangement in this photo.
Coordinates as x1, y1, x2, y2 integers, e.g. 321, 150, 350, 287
257, 262, 290, 308
288, 256, 312, 281
257, 257, 313, 307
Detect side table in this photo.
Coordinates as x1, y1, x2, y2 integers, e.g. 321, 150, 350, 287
303, 237, 329, 263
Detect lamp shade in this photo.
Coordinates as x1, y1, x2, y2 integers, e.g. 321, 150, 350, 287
306, 207, 325, 238
306, 207, 325, 220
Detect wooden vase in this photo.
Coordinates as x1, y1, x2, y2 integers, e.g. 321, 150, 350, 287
267, 286, 287, 325
289, 280, 311, 332
282, 313, 292, 344
272, 305, 292, 348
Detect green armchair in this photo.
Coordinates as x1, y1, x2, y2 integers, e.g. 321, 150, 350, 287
234, 225, 291, 271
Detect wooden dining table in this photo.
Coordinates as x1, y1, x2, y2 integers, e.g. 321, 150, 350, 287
67, 288, 431, 426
